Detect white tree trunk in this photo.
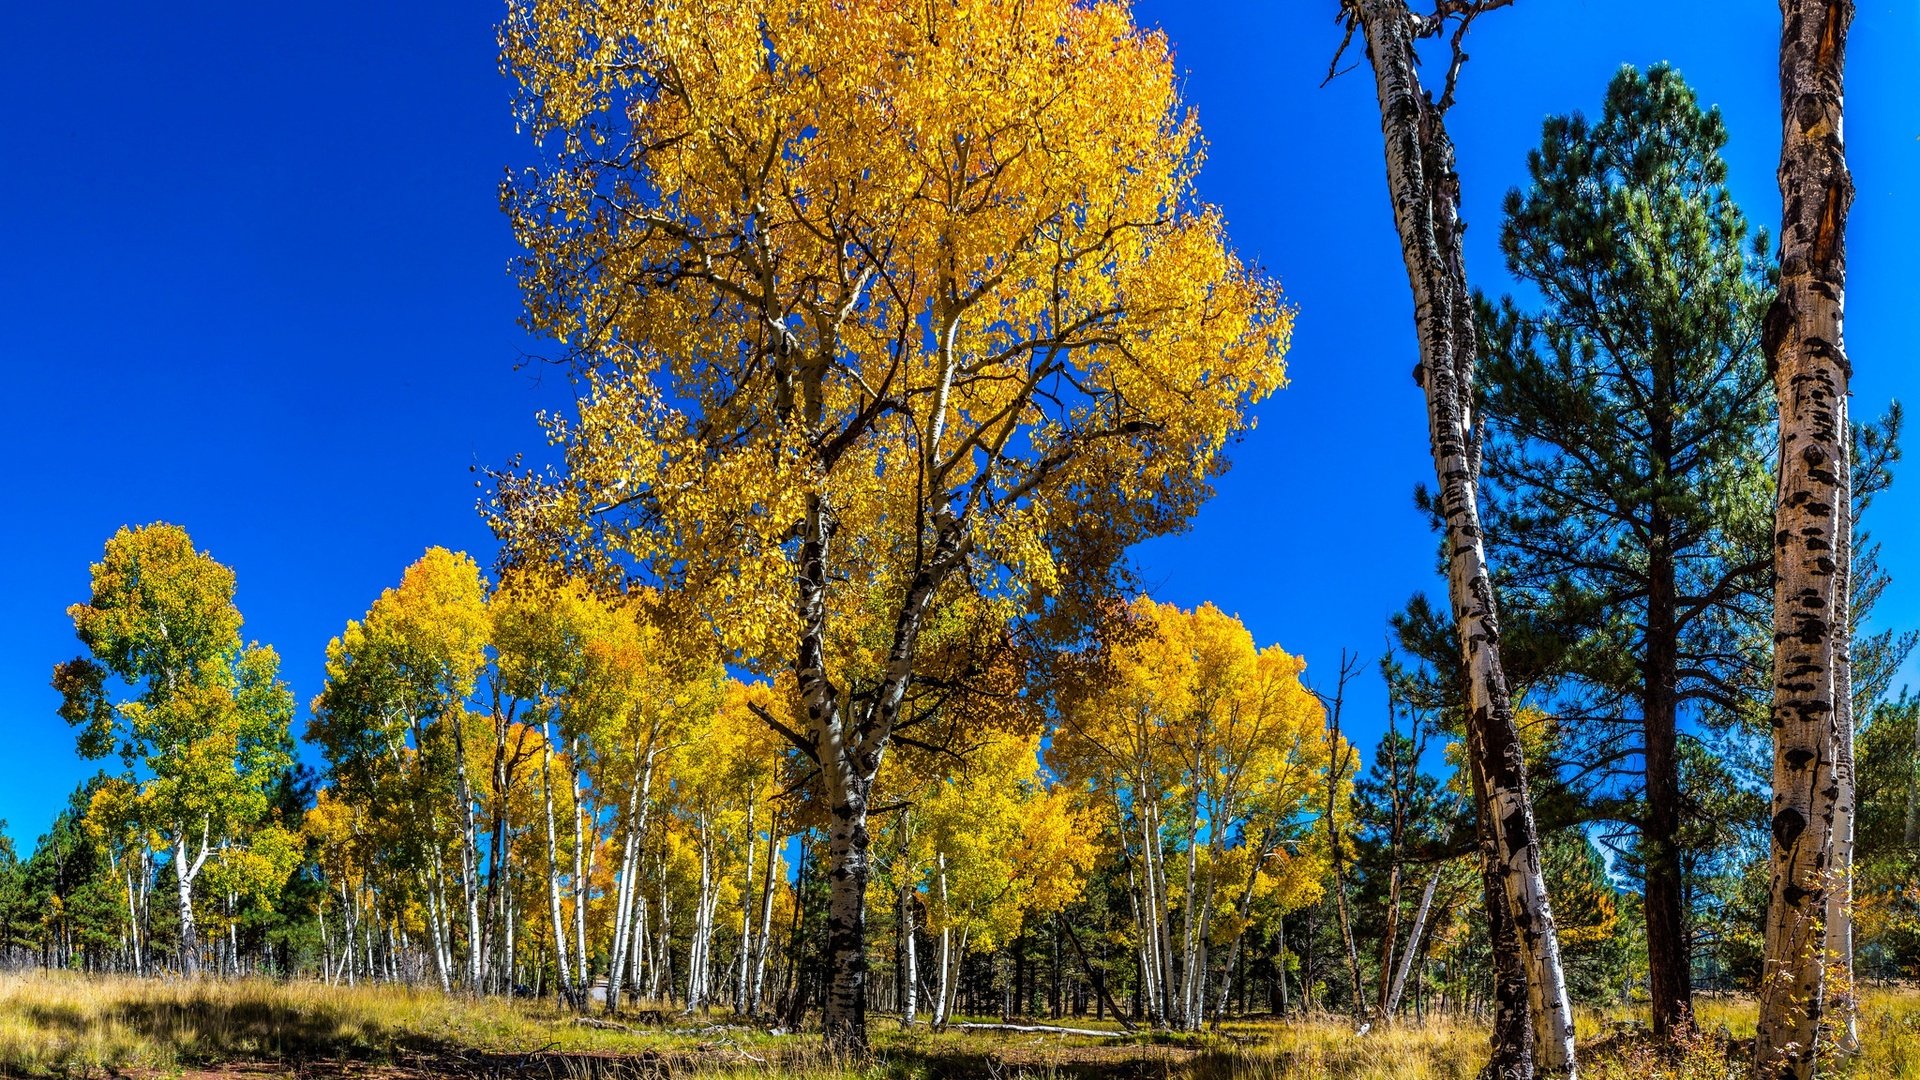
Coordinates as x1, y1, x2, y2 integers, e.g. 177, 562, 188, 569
1756, 5, 1855, 1077
735, 795, 757, 1010
1346, 2, 1577, 1072
570, 740, 593, 999
933, 854, 952, 1027
1385, 868, 1440, 1019
750, 825, 780, 1013
540, 721, 576, 1006
173, 834, 201, 977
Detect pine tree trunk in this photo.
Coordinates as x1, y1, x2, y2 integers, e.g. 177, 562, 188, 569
1346, 2, 1576, 1072
1754, 1, 1854, 1076
1644, 533, 1693, 1038
1327, 742, 1366, 1023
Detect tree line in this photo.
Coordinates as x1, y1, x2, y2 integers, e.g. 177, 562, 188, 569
9, 2, 1903, 1079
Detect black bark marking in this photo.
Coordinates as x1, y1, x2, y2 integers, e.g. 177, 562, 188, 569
1772, 807, 1807, 849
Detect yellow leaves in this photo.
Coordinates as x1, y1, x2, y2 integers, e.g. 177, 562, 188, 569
501, 0, 1292, 673
68, 522, 243, 686
1013, 789, 1099, 917
1056, 598, 1328, 819
62, 523, 296, 876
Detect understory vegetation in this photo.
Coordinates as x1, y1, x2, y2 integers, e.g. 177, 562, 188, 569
5, 974, 1919, 1079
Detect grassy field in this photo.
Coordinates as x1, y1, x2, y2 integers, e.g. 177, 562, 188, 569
1, 973, 1915, 1079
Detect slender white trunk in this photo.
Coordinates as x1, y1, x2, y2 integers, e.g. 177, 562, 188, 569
607, 766, 645, 1010
750, 825, 779, 1012
450, 713, 483, 990
423, 866, 453, 992
901, 883, 919, 1025
735, 796, 757, 1011
687, 820, 715, 1007
541, 720, 576, 1005
933, 854, 952, 1027
571, 738, 592, 997
173, 835, 199, 977
120, 856, 143, 976
1385, 869, 1440, 1020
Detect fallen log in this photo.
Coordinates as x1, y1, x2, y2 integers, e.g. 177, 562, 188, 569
570, 1016, 642, 1033
952, 1022, 1130, 1038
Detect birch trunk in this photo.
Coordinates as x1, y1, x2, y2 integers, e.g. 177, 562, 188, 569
1384, 868, 1440, 1019
1479, 792, 1535, 1080
751, 825, 780, 1013
450, 711, 483, 991
540, 720, 576, 1007
688, 820, 715, 1008
735, 796, 757, 1011
933, 854, 953, 1027
900, 883, 919, 1025
607, 750, 655, 1013
173, 834, 202, 977
1754, 1, 1854, 1076
424, 865, 453, 992
570, 740, 592, 1001
120, 856, 143, 976
1346, 1, 1576, 1071
1825, 453, 1860, 1054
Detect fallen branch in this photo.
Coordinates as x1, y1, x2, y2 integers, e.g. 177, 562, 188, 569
953, 1022, 1130, 1038
570, 1016, 642, 1033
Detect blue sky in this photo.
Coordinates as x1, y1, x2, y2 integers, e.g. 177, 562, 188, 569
2, 1, 1915, 849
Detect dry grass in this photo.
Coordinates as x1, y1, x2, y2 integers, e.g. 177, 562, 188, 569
0, 973, 1914, 1079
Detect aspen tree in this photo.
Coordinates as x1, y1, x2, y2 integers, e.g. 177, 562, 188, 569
499, 0, 1288, 1050
56, 524, 295, 978
1755, 0, 1857, 1075
1334, 1, 1576, 1072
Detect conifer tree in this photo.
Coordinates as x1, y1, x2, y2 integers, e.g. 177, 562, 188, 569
1473, 64, 1775, 1039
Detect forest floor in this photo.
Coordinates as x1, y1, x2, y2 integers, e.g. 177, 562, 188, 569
2, 973, 1916, 1080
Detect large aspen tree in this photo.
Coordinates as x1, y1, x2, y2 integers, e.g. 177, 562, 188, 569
1754, 0, 1856, 1076
1336, 2, 1576, 1074
499, 0, 1288, 1050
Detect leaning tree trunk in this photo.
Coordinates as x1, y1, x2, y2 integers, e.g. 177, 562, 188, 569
1754, 0, 1854, 1077
1471, 726, 1537, 1080
1384, 867, 1440, 1020
1345, 2, 1577, 1073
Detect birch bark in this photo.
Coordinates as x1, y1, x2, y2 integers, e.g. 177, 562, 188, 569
1384, 868, 1440, 1019
1754, 1, 1855, 1075
1344, 1, 1576, 1071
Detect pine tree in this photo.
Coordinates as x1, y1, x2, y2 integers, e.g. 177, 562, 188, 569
1472, 64, 1775, 1039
